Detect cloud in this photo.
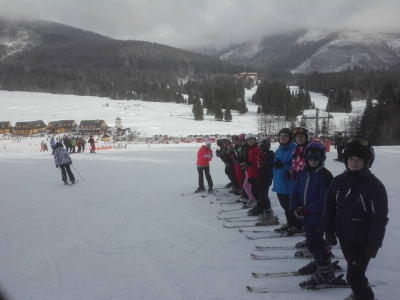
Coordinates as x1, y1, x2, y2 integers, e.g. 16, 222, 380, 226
1, 0, 400, 49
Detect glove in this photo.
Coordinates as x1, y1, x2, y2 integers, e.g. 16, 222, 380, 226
284, 171, 291, 180
293, 207, 308, 219
69, 161, 72, 165
248, 178, 257, 185
324, 232, 338, 246
292, 170, 297, 181
56, 165, 59, 169
364, 245, 379, 259
246, 161, 253, 167
274, 159, 284, 169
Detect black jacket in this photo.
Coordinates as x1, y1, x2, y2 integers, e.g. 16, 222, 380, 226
257, 150, 274, 187
322, 169, 388, 249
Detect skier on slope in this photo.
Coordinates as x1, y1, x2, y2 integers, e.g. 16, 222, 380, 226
252, 139, 276, 225
53, 141, 76, 185
195, 140, 213, 193
88, 135, 96, 153
289, 141, 345, 288
272, 128, 302, 236
322, 136, 388, 300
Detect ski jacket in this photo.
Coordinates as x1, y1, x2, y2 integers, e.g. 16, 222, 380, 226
76, 139, 81, 147
272, 141, 296, 195
292, 144, 307, 173
232, 144, 245, 164
257, 150, 274, 187
289, 164, 333, 226
196, 145, 213, 167
53, 147, 72, 166
88, 138, 95, 145
245, 143, 262, 178
322, 169, 389, 249
50, 139, 56, 149
71, 138, 76, 147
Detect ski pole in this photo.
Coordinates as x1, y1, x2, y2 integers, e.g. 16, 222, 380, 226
71, 164, 84, 180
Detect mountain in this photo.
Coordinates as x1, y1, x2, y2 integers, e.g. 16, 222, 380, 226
196, 29, 400, 74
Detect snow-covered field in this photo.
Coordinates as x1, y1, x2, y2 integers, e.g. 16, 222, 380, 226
0, 88, 398, 300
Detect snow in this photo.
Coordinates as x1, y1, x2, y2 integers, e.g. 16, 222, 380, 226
0, 88, 399, 300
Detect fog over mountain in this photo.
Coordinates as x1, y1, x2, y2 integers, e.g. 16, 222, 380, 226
1, 0, 400, 49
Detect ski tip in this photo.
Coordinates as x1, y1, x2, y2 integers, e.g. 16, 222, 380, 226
252, 273, 259, 278
246, 286, 254, 292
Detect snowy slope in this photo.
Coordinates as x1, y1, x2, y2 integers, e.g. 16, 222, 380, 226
1, 89, 398, 300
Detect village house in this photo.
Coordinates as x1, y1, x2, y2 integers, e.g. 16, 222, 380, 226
78, 120, 109, 135
0, 121, 12, 134
234, 72, 259, 82
14, 120, 47, 136
47, 120, 78, 134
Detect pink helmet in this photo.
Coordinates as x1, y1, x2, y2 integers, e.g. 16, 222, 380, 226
238, 133, 246, 140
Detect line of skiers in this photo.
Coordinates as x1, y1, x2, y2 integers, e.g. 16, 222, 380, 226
198, 128, 388, 299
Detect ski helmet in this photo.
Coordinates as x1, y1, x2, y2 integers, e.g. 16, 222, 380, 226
238, 133, 246, 141
305, 141, 326, 163
245, 133, 257, 141
231, 135, 238, 141
292, 127, 309, 143
343, 136, 375, 168
258, 139, 271, 153
278, 128, 293, 143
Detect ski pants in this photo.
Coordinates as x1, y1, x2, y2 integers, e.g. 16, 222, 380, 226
233, 163, 243, 189
337, 145, 344, 161
90, 143, 96, 152
304, 223, 330, 261
277, 193, 303, 228
340, 241, 375, 300
59, 163, 75, 182
197, 166, 213, 189
257, 183, 271, 211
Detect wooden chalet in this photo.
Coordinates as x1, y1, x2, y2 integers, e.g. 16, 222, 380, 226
0, 121, 12, 134
102, 134, 111, 142
234, 72, 259, 82
14, 120, 47, 136
78, 120, 109, 135
47, 120, 78, 134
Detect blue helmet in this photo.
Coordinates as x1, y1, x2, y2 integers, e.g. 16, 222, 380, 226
305, 141, 326, 163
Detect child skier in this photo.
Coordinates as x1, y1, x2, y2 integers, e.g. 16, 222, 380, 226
290, 141, 345, 288
53, 142, 76, 185
323, 136, 388, 300
195, 140, 214, 193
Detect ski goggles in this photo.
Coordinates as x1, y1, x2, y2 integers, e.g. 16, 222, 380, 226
292, 127, 307, 135
305, 154, 322, 161
346, 136, 370, 147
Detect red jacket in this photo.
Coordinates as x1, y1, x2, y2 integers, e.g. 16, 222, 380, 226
246, 144, 262, 178
197, 145, 213, 167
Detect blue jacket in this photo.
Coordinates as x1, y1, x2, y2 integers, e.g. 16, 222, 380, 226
272, 141, 296, 195
289, 164, 333, 226
322, 169, 389, 249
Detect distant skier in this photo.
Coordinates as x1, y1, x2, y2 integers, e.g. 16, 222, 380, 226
88, 135, 96, 153
53, 142, 75, 185
334, 132, 344, 161
195, 140, 213, 193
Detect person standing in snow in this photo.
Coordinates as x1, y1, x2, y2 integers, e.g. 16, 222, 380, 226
272, 128, 302, 236
88, 135, 96, 153
334, 132, 344, 161
290, 141, 344, 288
243, 133, 262, 210
53, 142, 75, 185
195, 140, 213, 193
322, 136, 389, 300
287, 127, 310, 180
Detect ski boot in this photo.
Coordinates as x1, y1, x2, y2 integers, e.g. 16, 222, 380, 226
257, 208, 276, 225
195, 187, 206, 193
208, 187, 213, 193
274, 223, 290, 233
280, 226, 304, 236
299, 258, 341, 289
247, 207, 262, 216
295, 239, 307, 248
63, 180, 68, 185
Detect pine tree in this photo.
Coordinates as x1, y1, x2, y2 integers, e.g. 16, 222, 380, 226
214, 100, 224, 121
192, 96, 204, 121
224, 104, 232, 122
237, 98, 248, 114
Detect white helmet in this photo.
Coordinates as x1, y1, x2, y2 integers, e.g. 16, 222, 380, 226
245, 133, 257, 140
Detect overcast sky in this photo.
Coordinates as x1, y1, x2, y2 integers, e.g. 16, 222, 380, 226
1, 0, 400, 49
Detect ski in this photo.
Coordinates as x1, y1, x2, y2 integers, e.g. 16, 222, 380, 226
218, 208, 243, 213
247, 282, 352, 293
252, 260, 346, 278
239, 229, 271, 233
224, 221, 279, 228
250, 253, 343, 260
225, 217, 259, 223
255, 245, 303, 251
246, 232, 305, 240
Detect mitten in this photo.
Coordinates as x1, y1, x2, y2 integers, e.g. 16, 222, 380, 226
293, 207, 308, 219
56, 165, 59, 168
274, 159, 284, 169
324, 232, 338, 246
364, 245, 379, 259
284, 171, 291, 180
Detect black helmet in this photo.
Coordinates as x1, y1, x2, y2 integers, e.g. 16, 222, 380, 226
292, 127, 309, 143
258, 139, 271, 153
278, 128, 293, 144
343, 136, 375, 168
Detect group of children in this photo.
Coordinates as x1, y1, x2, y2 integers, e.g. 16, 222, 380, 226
196, 128, 388, 300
